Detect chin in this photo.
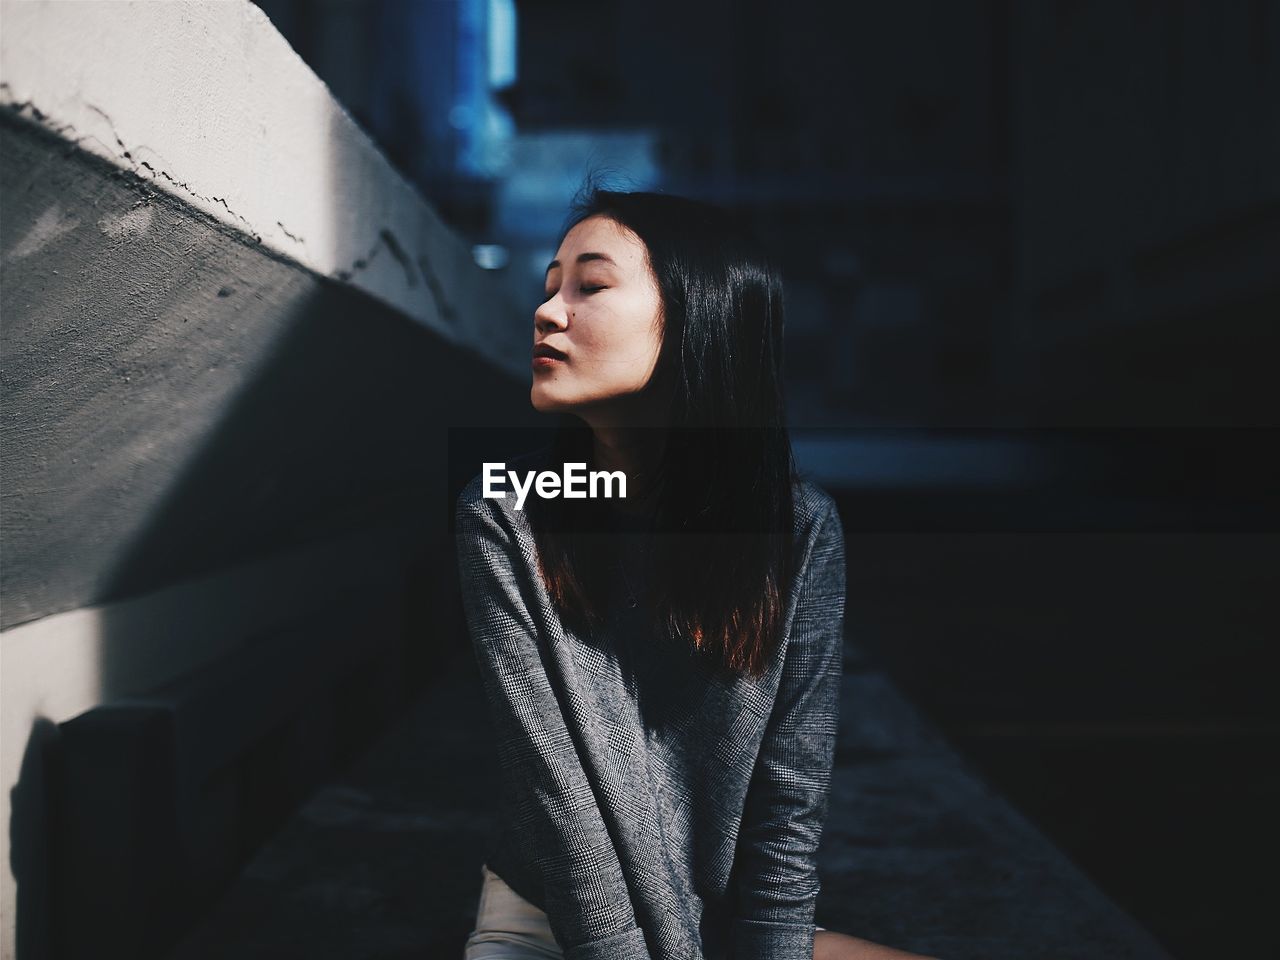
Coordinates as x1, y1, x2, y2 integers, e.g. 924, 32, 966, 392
530, 386, 576, 414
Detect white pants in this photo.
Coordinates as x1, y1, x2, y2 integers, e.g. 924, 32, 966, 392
463, 862, 826, 958
463, 863, 560, 958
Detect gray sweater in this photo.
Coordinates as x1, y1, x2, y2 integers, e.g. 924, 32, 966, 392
454, 459, 846, 960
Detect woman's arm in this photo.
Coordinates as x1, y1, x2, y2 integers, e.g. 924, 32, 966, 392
454, 490, 653, 960
732, 501, 847, 960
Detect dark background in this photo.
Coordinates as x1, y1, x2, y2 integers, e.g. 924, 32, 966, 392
250, 2, 1279, 956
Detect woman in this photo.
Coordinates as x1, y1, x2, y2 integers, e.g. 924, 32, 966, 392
454, 187, 940, 960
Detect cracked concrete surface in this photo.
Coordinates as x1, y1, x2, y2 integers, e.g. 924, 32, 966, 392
0, 0, 528, 376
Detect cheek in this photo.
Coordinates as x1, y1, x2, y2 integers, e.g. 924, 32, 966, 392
569, 299, 662, 382
607, 299, 661, 353
573, 310, 628, 357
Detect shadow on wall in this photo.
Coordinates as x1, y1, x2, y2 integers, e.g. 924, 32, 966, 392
11, 719, 57, 960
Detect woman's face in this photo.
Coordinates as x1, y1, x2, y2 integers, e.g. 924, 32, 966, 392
531, 215, 666, 421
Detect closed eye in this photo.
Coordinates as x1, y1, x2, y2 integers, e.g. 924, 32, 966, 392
540, 285, 607, 301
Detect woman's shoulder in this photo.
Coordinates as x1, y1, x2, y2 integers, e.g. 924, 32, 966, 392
454, 455, 547, 582
789, 477, 845, 601
455, 446, 553, 522
791, 474, 840, 537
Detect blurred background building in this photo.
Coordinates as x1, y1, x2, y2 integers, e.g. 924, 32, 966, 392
256, 0, 1277, 429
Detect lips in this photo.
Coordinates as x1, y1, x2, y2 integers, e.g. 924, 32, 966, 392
533, 344, 568, 360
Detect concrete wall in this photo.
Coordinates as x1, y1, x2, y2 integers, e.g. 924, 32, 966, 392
1, 2, 537, 957
1, 0, 528, 372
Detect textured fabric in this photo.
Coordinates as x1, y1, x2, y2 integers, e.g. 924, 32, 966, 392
454, 451, 846, 960
465, 861, 828, 960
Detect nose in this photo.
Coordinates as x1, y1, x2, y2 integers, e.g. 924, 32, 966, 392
534, 293, 568, 333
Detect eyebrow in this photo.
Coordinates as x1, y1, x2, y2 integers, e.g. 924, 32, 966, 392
544, 252, 617, 277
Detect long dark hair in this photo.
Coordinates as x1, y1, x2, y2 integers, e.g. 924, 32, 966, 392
527, 184, 798, 680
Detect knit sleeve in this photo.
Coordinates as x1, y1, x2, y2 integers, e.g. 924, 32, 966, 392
731, 500, 847, 960
454, 488, 653, 960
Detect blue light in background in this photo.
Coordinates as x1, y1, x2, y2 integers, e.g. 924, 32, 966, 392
472, 244, 511, 270
452, 0, 515, 179
488, 0, 517, 90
